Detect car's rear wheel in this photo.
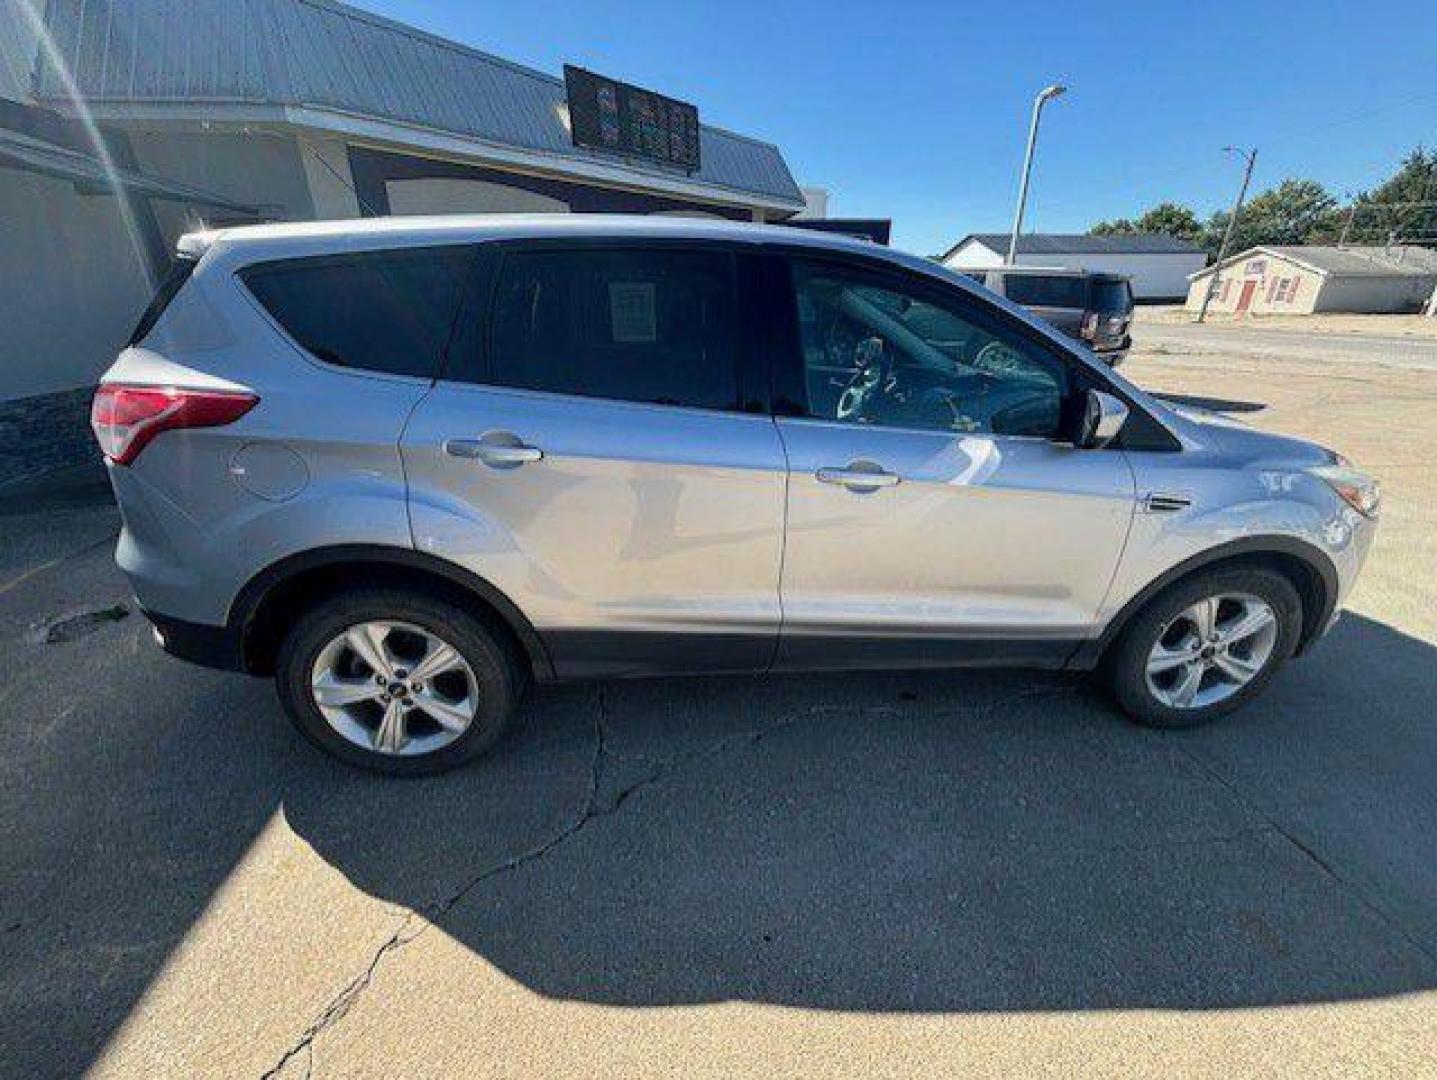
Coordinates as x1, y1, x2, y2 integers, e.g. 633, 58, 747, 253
1109, 565, 1303, 729
275, 589, 523, 775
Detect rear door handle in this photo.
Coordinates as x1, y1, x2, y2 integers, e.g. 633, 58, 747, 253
444, 435, 544, 467
815, 465, 900, 490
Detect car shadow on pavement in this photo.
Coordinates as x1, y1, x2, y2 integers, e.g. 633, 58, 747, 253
284, 612, 1437, 1014
6, 610, 1436, 1076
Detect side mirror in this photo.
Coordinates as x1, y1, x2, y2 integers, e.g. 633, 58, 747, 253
1076, 389, 1129, 449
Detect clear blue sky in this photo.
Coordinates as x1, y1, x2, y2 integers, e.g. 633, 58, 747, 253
371, 0, 1434, 254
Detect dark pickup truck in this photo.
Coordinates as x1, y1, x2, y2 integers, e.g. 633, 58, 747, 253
967, 267, 1134, 365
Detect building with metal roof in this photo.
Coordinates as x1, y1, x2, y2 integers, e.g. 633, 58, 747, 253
0, 0, 807, 486
944, 233, 1206, 258
29, 0, 803, 219
939, 232, 1208, 301
1186, 245, 1437, 316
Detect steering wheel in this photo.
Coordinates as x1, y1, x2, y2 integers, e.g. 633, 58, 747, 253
835, 337, 891, 421
970, 339, 1028, 379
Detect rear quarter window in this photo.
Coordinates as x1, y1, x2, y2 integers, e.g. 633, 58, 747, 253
1001, 274, 1088, 309
241, 246, 476, 378
128, 257, 197, 346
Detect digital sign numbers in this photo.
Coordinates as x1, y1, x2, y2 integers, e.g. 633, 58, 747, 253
564, 65, 701, 172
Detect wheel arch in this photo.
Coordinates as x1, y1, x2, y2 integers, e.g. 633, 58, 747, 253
1071, 536, 1339, 670
231, 545, 554, 681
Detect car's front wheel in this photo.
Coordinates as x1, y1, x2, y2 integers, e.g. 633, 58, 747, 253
275, 589, 523, 775
1109, 565, 1303, 729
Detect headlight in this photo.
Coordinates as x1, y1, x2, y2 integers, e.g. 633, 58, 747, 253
1309, 464, 1381, 519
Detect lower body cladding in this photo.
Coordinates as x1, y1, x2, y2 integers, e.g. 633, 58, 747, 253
142, 611, 1087, 681
540, 628, 1082, 679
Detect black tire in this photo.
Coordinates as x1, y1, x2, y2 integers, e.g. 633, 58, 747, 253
1107, 565, 1303, 729
275, 588, 525, 776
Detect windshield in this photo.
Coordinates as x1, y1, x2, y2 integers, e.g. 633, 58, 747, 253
1090, 277, 1133, 313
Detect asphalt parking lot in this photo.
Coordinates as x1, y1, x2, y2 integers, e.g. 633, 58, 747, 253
3, 322, 1436, 1078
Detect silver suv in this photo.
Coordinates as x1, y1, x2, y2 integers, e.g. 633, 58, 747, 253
94, 216, 1379, 775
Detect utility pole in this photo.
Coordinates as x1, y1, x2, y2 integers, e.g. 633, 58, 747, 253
1196, 146, 1258, 324
1006, 84, 1067, 265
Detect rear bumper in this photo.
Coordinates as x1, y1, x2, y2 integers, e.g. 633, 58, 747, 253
1092, 335, 1131, 366
144, 608, 247, 672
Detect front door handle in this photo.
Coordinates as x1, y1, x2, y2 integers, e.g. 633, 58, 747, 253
815, 464, 901, 491
444, 434, 544, 468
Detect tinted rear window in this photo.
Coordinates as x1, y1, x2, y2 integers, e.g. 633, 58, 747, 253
484, 248, 739, 410
128, 257, 196, 346
1001, 274, 1088, 309
1090, 277, 1133, 313
242, 246, 475, 378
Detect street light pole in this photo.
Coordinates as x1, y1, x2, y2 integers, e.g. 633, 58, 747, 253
1006, 84, 1067, 265
1196, 146, 1258, 324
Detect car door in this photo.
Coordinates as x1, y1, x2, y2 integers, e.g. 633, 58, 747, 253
403, 241, 787, 677
769, 253, 1137, 669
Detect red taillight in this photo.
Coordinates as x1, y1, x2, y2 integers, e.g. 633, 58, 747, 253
91, 384, 258, 466
1081, 312, 1099, 341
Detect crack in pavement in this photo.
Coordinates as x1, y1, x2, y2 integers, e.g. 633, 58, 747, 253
262, 692, 612, 1078
257, 682, 1081, 1077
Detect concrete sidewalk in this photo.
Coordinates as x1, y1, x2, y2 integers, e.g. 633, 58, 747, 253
1132, 320, 1437, 372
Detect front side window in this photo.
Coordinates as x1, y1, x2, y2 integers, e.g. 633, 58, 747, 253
486, 248, 739, 410
791, 260, 1070, 438
242, 246, 475, 378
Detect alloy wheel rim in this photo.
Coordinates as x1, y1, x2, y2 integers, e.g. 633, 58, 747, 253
1145, 592, 1279, 710
310, 620, 479, 756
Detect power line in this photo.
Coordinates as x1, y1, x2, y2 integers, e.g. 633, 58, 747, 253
1260, 89, 1437, 150
1031, 91, 1437, 226
306, 145, 381, 217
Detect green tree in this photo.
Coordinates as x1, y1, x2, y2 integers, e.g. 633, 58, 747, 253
1089, 217, 1137, 236
1135, 203, 1203, 243
1090, 203, 1201, 243
1203, 179, 1339, 256
1341, 148, 1437, 244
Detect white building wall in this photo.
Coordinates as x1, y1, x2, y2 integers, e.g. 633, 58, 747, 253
1187, 253, 1437, 315
385, 176, 570, 215
1313, 274, 1437, 314
1035, 252, 1204, 301
944, 241, 1204, 299
297, 134, 361, 220
941, 240, 1006, 270
1185, 255, 1322, 315
795, 186, 829, 219
0, 168, 153, 401
124, 128, 317, 244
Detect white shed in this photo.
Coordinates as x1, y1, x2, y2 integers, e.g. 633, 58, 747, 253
1185, 246, 1437, 316
940, 233, 1206, 301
